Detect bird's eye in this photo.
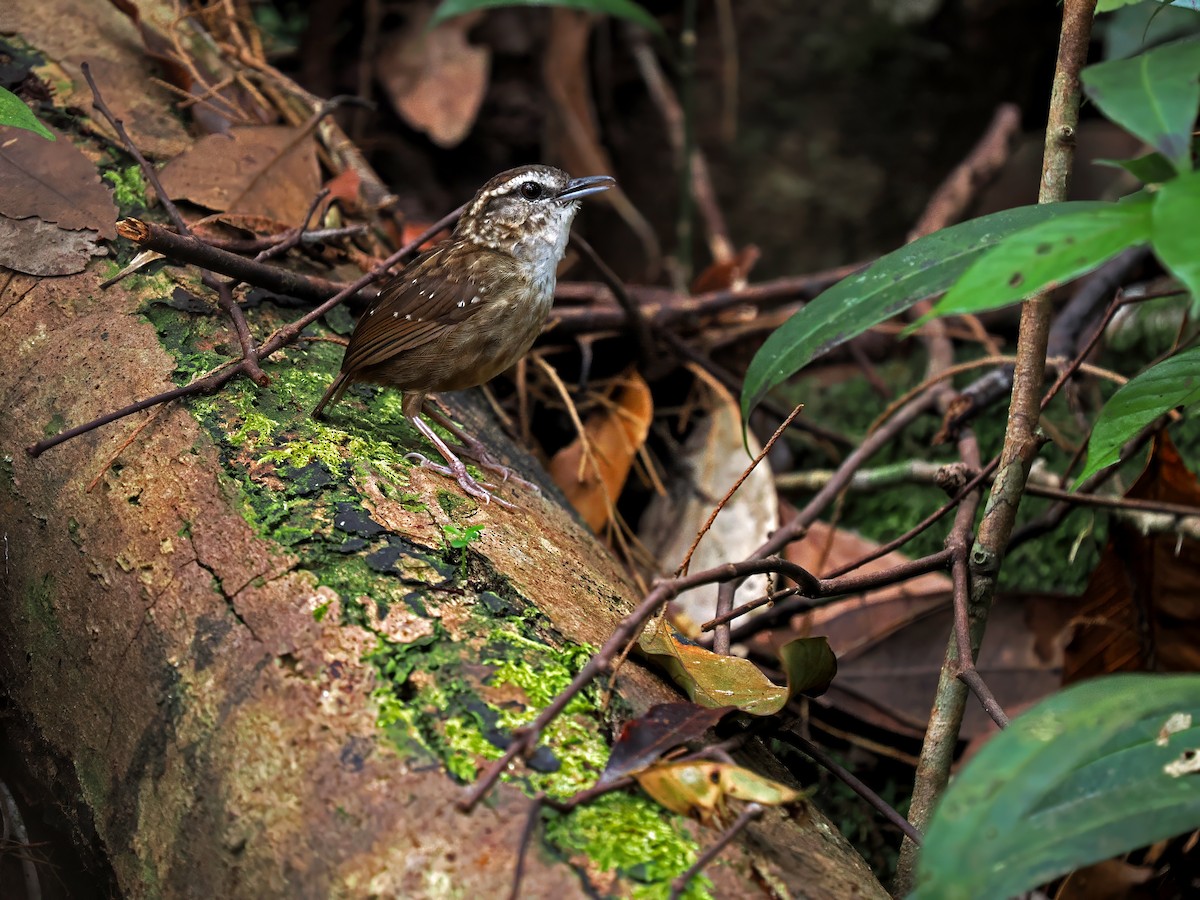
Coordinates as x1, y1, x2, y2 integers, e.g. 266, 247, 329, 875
519, 181, 544, 201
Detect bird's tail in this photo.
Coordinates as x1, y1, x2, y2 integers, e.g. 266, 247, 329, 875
312, 373, 351, 421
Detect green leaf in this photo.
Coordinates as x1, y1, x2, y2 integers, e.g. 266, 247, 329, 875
1081, 37, 1200, 172
913, 674, 1200, 900
0, 86, 55, 141
1151, 169, 1200, 313
431, 0, 661, 31
739, 202, 1107, 420
1097, 150, 1180, 184
922, 200, 1153, 323
1076, 346, 1200, 484
1095, 0, 1145, 10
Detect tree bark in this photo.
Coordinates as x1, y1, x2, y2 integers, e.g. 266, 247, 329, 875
0, 6, 887, 898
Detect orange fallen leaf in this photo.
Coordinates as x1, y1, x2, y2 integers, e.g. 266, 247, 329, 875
547, 370, 652, 532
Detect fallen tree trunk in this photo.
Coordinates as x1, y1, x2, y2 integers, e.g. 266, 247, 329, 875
0, 6, 887, 897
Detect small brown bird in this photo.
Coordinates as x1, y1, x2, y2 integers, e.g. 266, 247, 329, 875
313, 164, 615, 505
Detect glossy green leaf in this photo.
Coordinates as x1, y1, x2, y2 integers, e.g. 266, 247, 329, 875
740, 202, 1106, 420
913, 674, 1200, 900
0, 86, 55, 141
1076, 346, 1200, 485
922, 200, 1153, 323
432, 0, 660, 31
1081, 37, 1200, 171
1151, 169, 1200, 314
1095, 0, 1144, 10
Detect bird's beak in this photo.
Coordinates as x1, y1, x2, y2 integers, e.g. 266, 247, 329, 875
558, 175, 616, 201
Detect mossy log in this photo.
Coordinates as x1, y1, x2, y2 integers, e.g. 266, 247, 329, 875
0, 8, 888, 897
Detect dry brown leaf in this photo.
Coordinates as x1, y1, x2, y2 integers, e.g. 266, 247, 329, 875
0, 125, 117, 239
324, 167, 362, 213
1064, 432, 1200, 683
808, 592, 1072, 741
0, 215, 101, 275
547, 371, 652, 532
158, 126, 320, 227
767, 516, 1070, 740
376, 9, 489, 148
2, 1, 192, 157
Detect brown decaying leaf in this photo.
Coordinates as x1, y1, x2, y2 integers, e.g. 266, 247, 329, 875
324, 168, 362, 213
1064, 432, 1200, 683
0, 125, 117, 239
635, 760, 801, 825
637, 617, 836, 716
375, 8, 490, 149
157, 126, 321, 227
2, 2, 191, 157
771, 516, 1071, 739
548, 371, 653, 532
0, 215, 101, 275
597, 702, 736, 788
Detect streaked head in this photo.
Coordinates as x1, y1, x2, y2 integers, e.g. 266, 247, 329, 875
456, 165, 615, 269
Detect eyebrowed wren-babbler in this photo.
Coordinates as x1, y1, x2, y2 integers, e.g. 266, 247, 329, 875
312, 165, 615, 506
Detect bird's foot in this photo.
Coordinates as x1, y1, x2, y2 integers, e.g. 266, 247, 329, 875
423, 404, 541, 493
409, 419, 517, 510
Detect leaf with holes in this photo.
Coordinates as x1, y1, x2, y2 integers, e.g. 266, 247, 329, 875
1081, 37, 1200, 173
1076, 347, 1200, 486
913, 674, 1200, 900
740, 202, 1106, 421
919, 200, 1153, 325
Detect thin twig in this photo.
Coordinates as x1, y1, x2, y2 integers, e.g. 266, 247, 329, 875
709, 390, 942, 655
0, 778, 42, 900
775, 729, 921, 845
709, 548, 953, 639
508, 794, 546, 900
907, 104, 1021, 241
81, 62, 188, 230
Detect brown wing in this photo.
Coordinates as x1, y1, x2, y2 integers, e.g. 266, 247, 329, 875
340, 242, 505, 375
